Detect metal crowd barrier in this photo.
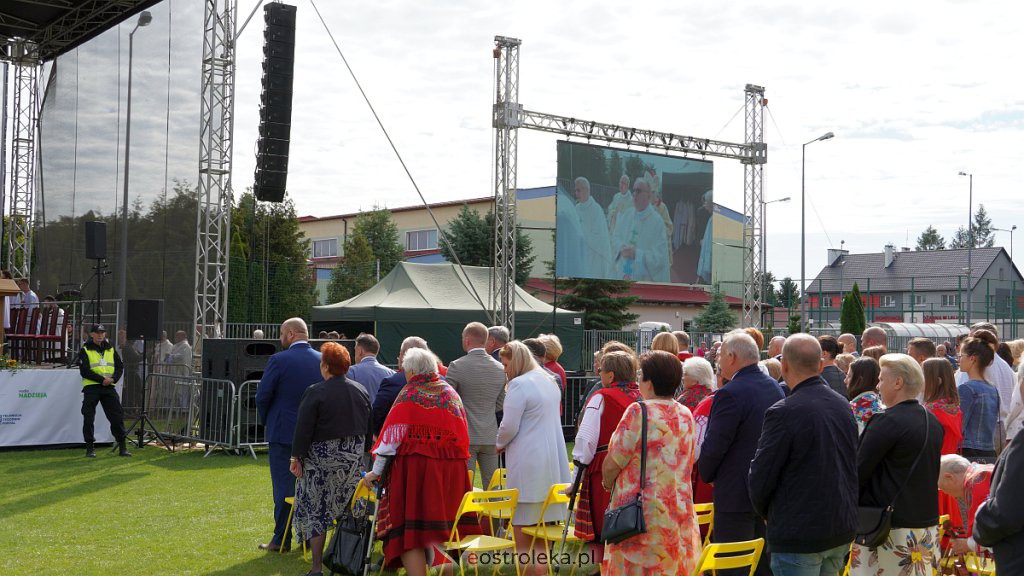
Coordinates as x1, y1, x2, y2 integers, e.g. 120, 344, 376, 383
147, 372, 237, 456
236, 380, 266, 458
562, 376, 595, 441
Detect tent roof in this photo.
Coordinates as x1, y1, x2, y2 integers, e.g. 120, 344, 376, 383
312, 262, 580, 322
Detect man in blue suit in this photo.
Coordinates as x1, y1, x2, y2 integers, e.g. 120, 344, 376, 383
698, 330, 784, 576
255, 318, 322, 552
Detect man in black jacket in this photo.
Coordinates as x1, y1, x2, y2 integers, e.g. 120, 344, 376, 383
78, 324, 130, 457
698, 330, 784, 576
974, 430, 1024, 573
749, 333, 858, 575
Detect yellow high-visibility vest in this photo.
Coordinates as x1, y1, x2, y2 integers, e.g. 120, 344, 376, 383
83, 347, 115, 387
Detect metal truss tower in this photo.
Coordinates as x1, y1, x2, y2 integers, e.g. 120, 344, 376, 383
491, 36, 522, 332
193, 0, 237, 349
742, 85, 767, 328
5, 41, 39, 279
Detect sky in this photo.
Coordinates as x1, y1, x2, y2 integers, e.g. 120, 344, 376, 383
34, 0, 1024, 289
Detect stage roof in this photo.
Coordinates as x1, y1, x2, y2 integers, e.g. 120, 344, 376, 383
0, 0, 164, 63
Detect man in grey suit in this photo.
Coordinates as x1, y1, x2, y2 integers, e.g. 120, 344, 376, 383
446, 322, 507, 486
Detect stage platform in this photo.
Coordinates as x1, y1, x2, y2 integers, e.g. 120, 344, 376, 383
0, 368, 120, 448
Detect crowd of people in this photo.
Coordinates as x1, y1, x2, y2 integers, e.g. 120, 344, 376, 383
254, 317, 1024, 576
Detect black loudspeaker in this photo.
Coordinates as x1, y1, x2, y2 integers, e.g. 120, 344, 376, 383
126, 299, 163, 341
85, 221, 107, 259
254, 2, 296, 203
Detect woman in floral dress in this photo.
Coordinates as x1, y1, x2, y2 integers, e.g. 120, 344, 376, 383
847, 357, 884, 434
601, 350, 700, 575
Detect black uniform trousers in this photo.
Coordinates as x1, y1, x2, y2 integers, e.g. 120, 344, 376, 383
82, 384, 127, 443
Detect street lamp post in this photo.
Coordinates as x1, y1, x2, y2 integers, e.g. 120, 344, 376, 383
801, 131, 834, 333
959, 171, 973, 325
760, 196, 790, 328
994, 225, 1017, 261
119, 11, 153, 328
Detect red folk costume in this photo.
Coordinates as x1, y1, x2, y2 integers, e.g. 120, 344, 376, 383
677, 385, 713, 413
927, 397, 963, 534
949, 462, 995, 544
575, 381, 642, 541
372, 373, 474, 569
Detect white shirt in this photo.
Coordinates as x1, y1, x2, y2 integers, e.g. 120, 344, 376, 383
575, 196, 612, 278
572, 393, 605, 465
611, 204, 670, 282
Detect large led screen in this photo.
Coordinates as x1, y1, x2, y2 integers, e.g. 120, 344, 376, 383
555, 141, 713, 284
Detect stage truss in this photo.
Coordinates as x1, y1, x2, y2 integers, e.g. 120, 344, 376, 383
492, 35, 768, 329
3, 41, 39, 280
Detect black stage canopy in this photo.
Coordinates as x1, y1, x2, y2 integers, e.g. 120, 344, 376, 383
0, 0, 164, 62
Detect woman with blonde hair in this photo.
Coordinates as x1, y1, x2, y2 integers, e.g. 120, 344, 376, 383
650, 331, 679, 355
538, 333, 567, 390
497, 341, 571, 573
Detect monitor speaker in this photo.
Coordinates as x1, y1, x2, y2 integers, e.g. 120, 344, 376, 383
85, 221, 107, 260
126, 299, 163, 341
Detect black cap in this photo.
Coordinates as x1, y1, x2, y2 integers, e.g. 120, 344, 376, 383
89, 324, 107, 333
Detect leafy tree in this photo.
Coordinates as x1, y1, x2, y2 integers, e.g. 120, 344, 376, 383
755, 270, 777, 306
327, 233, 377, 303
692, 283, 737, 333
915, 226, 946, 250
557, 278, 639, 330
439, 204, 536, 285
776, 277, 799, 309
624, 154, 646, 183
353, 208, 405, 278
228, 192, 317, 323
787, 314, 802, 335
949, 226, 971, 249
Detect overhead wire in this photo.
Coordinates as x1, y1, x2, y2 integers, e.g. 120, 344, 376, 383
308, 0, 492, 314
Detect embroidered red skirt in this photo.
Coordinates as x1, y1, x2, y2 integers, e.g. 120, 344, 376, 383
377, 453, 478, 569
574, 451, 611, 542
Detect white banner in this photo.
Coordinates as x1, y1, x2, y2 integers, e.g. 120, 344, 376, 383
0, 369, 120, 447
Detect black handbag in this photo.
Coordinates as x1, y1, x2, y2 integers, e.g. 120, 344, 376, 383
855, 406, 930, 548
323, 513, 370, 576
602, 401, 648, 544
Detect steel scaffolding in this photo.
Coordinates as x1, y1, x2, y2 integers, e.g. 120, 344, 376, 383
491, 36, 767, 329
5, 40, 39, 280
193, 0, 237, 352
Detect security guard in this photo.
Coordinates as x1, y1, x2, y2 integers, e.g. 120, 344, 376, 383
78, 324, 131, 458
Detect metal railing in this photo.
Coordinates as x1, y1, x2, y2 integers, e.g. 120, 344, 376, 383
236, 380, 266, 457
146, 372, 237, 456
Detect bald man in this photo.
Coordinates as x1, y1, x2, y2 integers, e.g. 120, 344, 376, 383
837, 333, 859, 357
255, 318, 322, 552
749, 334, 858, 573
861, 326, 887, 352
767, 336, 786, 360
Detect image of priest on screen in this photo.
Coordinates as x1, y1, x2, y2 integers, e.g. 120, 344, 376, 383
611, 174, 671, 282
573, 176, 613, 277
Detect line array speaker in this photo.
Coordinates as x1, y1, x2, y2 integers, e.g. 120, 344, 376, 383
254, 2, 296, 203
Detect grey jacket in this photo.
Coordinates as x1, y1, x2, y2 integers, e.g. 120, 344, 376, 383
445, 348, 506, 445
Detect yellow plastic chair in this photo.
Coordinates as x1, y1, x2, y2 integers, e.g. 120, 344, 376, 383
689, 538, 765, 576
282, 496, 296, 555
479, 468, 511, 521
521, 483, 583, 576
964, 552, 996, 576
443, 488, 521, 576
693, 502, 714, 548
937, 514, 950, 542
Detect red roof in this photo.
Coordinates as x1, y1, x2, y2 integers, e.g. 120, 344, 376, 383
526, 279, 744, 306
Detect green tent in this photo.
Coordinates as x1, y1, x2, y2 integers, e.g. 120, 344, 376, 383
311, 262, 585, 370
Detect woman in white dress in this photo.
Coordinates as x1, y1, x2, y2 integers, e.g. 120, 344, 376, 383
497, 340, 571, 573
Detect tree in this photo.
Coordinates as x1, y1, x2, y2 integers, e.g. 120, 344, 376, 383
353, 208, 405, 278
327, 233, 376, 303
557, 278, 639, 330
840, 289, 866, 335
439, 204, 536, 285
755, 270, 777, 306
915, 226, 946, 251
787, 314, 802, 335
776, 277, 799, 309
692, 283, 737, 333
949, 204, 996, 249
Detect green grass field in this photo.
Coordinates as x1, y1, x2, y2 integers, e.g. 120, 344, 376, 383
1, 444, 582, 576
0, 446, 317, 576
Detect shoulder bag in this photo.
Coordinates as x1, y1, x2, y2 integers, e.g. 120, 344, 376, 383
602, 401, 648, 544
855, 406, 930, 548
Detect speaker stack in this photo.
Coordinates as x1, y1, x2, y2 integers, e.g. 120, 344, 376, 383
254, 2, 296, 203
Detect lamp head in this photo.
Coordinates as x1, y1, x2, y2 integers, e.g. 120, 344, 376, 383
138, 11, 152, 27
1012, 225, 1017, 232
958, 171, 969, 176
818, 131, 835, 141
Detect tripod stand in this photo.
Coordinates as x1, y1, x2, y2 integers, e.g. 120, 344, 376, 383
89, 258, 110, 324
123, 338, 171, 450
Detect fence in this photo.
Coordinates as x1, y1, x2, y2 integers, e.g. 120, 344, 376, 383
581, 330, 725, 370
236, 380, 267, 457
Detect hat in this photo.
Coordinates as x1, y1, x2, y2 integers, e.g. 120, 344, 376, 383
89, 324, 107, 333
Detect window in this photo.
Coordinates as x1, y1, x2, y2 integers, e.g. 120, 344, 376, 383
406, 229, 438, 251
821, 296, 835, 309
914, 295, 926, 306
880, 295, 896, 308
941, 294, 960, 307
311, 238, 338, 258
